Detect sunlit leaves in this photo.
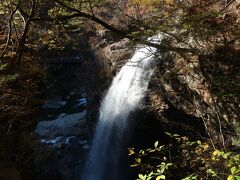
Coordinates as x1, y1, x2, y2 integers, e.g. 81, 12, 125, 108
206, 168, 217, 177
128, 148, 135, 155
138, 174, 147, 180
47, 0, 108, 18
156, 175, 166, 180
130, 132, 240, 180
135, 157, 141, 164
129, 0, 174, 6
182, 174, 198, 180
0, 0, 16, 14
129, 0, 159, 6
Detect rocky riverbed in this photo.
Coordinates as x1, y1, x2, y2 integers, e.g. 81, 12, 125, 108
33, 64, 89, 180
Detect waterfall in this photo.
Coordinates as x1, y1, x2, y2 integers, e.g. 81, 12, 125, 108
82, 36, 161, 180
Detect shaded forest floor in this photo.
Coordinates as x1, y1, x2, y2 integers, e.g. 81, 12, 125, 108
0, 55, 44, 179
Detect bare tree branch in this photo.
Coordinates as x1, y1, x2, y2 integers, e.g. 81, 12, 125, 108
15, 0, 36, 66
88, 0, 95, 16
53, 0, 199, 54
54, 0, 130, 38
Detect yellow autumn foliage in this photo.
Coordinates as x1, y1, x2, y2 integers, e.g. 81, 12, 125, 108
129, 0, 174, 6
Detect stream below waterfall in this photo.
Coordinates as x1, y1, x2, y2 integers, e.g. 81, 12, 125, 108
34, 64, 89, 180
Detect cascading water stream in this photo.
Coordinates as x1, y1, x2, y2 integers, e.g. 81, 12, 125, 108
82, 36, 161, 180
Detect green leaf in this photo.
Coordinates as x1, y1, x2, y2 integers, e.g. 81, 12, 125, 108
196, 140, 201, 145
154, 141, 159, 148
165, 132, 172, 137
139, 174, 146, 180
135, 158, 141, 164
212, 150, 221, 157
182, 174, 198, 180
228, 175, 234, 180
146, 177, 152, 180
128, 148, 135, 155
231, 167, 237, 174
156, 175, 166, 180
148, 171, 153, 177
157, 167, 165, 174
130, 163, 139, 167
166, 163, 173, 169
173, 134, 180, 137
139, 150, 145, 155
207, 168, 217, 177
222, 152, 232, 159
149, 149, 156, 153
234, 176, 240, 180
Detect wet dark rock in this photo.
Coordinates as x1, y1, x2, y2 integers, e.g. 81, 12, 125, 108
34, 110, 89, 180
35, 111, 87, 138
41, 98, 67, 109
34, 63, 89, 180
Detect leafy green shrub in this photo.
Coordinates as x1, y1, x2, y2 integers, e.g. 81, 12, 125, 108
129, 133, 240, 180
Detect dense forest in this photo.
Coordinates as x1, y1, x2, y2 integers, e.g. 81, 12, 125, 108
0, 0, 240, 180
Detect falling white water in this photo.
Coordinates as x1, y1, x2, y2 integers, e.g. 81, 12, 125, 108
82, 35, 161, 180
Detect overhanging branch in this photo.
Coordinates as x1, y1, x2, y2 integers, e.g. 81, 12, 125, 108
53, 0, 129, 38
19, 0, 198, 54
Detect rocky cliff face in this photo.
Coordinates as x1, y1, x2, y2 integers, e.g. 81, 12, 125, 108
83, 0, 240, 147
86, 31, 240, 148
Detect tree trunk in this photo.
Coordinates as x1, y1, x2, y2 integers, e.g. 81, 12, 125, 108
15, 0, 36, 68
0, 0, 22, 61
